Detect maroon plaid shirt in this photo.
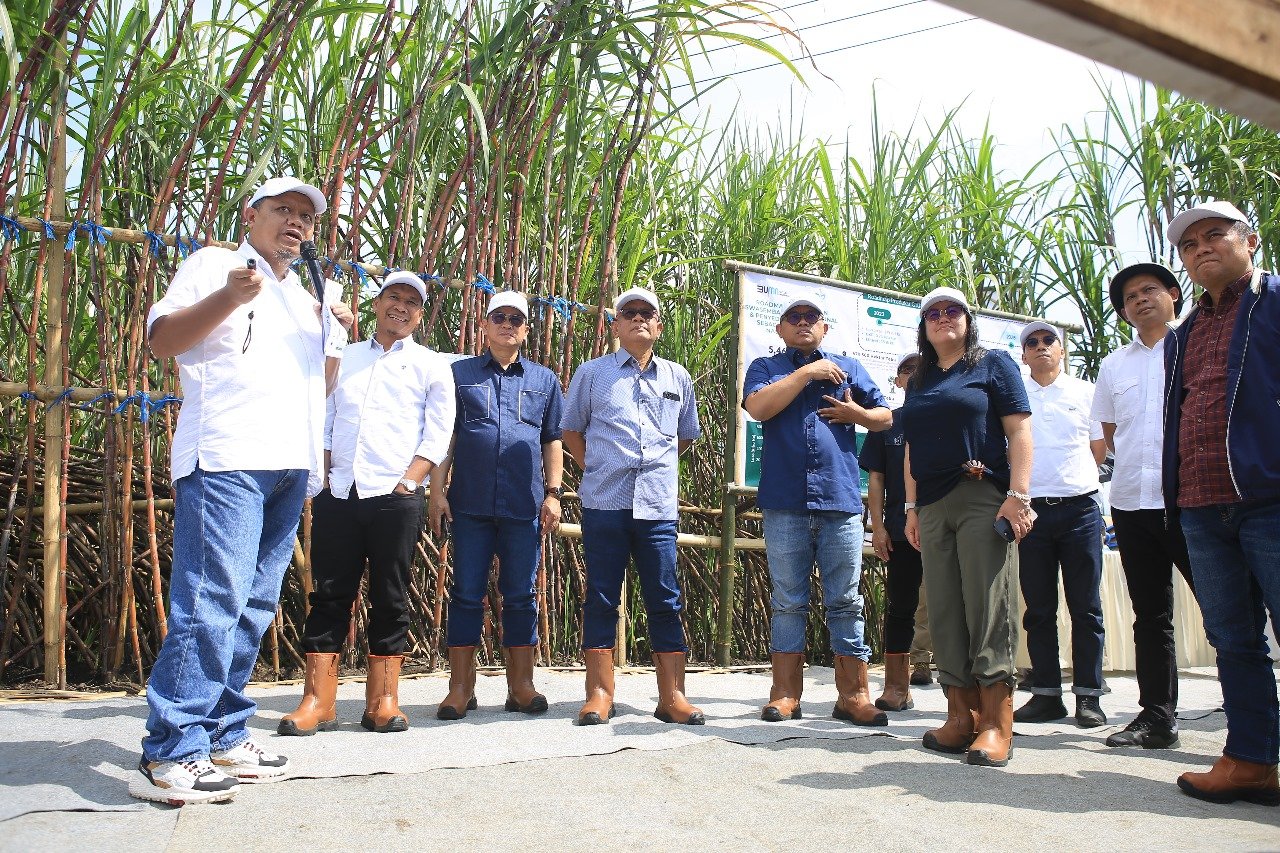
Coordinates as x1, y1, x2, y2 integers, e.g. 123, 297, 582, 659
1177, 274, 1249, 507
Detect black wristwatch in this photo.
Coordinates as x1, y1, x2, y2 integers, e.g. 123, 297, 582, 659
545, 485, 563, 498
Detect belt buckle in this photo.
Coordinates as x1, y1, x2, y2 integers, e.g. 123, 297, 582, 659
1043, 496, 1064, 506
961, 460, 985, 481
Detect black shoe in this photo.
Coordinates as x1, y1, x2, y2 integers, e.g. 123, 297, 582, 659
1013, 694, 1068, 723
910, 664, 934, 686
1075, 696, 1107, 728
1106, 716, 1179, 749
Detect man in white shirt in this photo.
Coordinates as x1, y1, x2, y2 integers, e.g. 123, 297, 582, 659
1091, 262, 1193, 749
280, 271, 454, 736
135, 177, 354, 805
1013, 321, 1109, 728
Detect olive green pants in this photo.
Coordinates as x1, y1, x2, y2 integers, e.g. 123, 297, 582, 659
918, 479, 1019, 688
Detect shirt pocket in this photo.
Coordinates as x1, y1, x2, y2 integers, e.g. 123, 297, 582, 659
1112, 377, 1142, 423
518, 389, 549, 428
658, 395, 681, 437
459, 384, 491, 424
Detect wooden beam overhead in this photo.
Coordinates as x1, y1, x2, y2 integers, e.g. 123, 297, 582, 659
938, 0, 1280, 130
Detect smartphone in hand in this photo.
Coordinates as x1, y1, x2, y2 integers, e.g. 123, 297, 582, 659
993, 516, 1015, 542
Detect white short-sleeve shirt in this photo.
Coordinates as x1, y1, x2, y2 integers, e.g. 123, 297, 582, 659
147, 242, 328, 495
1090, 337, 1167, 512
1024, 371, 1103, 499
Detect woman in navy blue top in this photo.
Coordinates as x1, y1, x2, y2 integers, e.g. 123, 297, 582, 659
901, 286, 1033, 769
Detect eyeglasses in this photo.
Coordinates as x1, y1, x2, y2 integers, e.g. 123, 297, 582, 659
1023, 334, 1058, 348
896, 362, 917, 375
782, 310, 822, 325
488, 311, 526, 327
618, 307, 657, 321
923, 306, 965, 322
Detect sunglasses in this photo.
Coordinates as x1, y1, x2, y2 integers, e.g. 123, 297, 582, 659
618, 307, 658, 321
782, 310, 822, 326
923, 306, 965, 322
1023, 334, 1058, 348
488, 311, 526, 327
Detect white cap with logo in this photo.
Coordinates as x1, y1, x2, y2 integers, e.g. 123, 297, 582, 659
378, 271, 429, 303
247, 177, 327, 215
919, 286, 970, 314
1166, 200, 1250, 246
614, 286, 660, 314
1018, 320, 1060, 347
780, 297, 823, 319
487, 291, 530, 318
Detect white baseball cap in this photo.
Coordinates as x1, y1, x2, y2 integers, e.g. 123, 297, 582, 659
486, 291, 529, 318
378, 271, 428, 303
614, 286, 660, 314
896, 351, 921, 371
780, 297, 823, 319
1018, 320, 1061, 347
1166, 200, 1251, 246
919, 286, 970, 315
247, 177, 327, 215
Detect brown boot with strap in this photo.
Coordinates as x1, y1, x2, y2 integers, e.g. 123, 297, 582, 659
923, 684, 980, 753
436, 645, 478, 720
503, 645, 549, 714
761, 652, 804, 721
967, 681, 1014, 766
832, 655, 888, 726
362, 654, 409, 733
278, 652, 340, 736
875, 653, 915, 711
653, 651, 706, 725
577, 648, 616, 725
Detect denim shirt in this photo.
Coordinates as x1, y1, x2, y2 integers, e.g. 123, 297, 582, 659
448, 351, 564, 520
744, 347, 888, 514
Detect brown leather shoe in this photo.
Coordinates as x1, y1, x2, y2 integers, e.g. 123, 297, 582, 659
436, 645, 478, 720
923, 684, 979, 754
1178, 755, 1280, 806
832, 655, 888, 726
967, 682, 1014, 767
362, 654, 409, 732
577, 648, 616, 725
278, 652, 340, 736
875, 653, 915, 711
910, 662, 934, 686
761, 652, 804, 721
653, 651, 706, 725
503, 645, 549, 714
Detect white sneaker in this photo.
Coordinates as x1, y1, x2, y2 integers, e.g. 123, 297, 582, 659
129, 758, 240, 805
210, 738, 290, 782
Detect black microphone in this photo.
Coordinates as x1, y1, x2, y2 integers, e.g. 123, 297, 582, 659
299, 240, 326, 305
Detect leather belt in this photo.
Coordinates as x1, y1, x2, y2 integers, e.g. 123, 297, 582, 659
1030, 491, 1098, 507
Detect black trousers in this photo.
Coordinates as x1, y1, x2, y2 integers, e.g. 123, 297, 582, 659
1111, 507, 1195, 726
301, 487, 424, 656
883, 538, 924, 654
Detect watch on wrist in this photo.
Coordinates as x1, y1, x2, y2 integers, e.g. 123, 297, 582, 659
545, 485, 563, 498
904, 501, 917, 512
399, 477, 420, 493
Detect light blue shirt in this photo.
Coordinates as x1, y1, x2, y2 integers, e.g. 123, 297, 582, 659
561, 349, 700, 520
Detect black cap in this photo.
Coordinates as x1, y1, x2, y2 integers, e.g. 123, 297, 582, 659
1109, 263, 1183, 325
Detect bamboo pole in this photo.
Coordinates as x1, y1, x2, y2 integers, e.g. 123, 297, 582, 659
41, 41, 70, 687
0, 499, 174, 519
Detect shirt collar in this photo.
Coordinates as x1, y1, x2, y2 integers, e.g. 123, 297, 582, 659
482, 349, 526, 374
786, 346, 825, 366
237, 241, 288, 285
613, 348, 657, 374
1197, 271, 1250, 314
370, 335, 412, 354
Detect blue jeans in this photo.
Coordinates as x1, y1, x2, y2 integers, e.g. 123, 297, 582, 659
446, 512, 541, 647
762, 509, 870, 660
580, 508, 686, 653
1018, 496, 1106, 696
142, 467, 307, 762
1180, 499, 1280, 765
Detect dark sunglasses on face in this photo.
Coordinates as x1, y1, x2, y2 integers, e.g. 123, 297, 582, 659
923, 306, 965, 322
1023, 334, 1057, 348
783, 310, 822, 325
488, 311, 526, 327
618, 307, 657, 321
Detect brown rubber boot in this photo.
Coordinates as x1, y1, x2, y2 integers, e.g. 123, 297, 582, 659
503, 645, 549, 714
832, 655, 888, 726
1178, 755, 1280, 806
875, 653, 915, 711
653, 651, 706, 725
436, 645, 478, 720
761, 652, 804, 721
577, 648, 616, 726
923, 684, 980, 753
361, 654, 408, 732
967, 682, 1014, 766
278, 652, 340, 736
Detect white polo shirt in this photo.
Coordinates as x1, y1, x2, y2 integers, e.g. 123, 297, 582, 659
148, 242, 328, 496
324, 336, 456, 499
1090, 337, 1167, 512
1024, 370, 1103, 499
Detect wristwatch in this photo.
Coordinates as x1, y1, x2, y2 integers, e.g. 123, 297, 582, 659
903, 501, 917, 512
399, 477, 420, 493
545, 485, 563, 498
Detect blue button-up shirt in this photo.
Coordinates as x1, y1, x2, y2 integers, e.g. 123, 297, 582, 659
744, 347, 887, 513
448, 351, 564, 520
561, 349, 700, 520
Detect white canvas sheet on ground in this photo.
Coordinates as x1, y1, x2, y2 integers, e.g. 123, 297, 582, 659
0, 666, 1224, 821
